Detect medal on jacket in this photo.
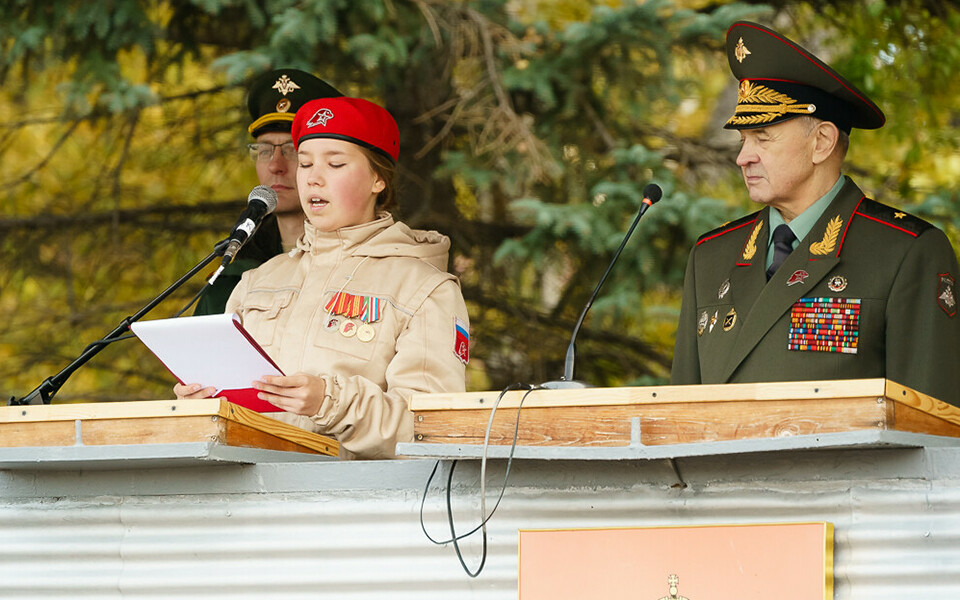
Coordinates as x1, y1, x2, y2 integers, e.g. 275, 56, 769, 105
325, 291, 385, 341
357, 324, 376, 342
339, 320, 359, 338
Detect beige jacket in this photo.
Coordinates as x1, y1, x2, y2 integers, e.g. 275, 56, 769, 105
226, 213, 468, 459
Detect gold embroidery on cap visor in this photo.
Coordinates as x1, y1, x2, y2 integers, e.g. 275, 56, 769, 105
725, 80, 817, 127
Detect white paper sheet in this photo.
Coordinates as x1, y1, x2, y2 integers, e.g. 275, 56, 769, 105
131, 313, 283, 393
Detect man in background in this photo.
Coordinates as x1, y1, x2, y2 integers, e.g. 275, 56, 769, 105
195, 69, 342, 314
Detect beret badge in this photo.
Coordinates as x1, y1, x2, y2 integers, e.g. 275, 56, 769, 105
307, 108, 335, 128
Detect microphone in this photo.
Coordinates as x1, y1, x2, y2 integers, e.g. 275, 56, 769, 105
221, 185, 278, 266
541, 183, 663, 389
208, 186, 278, 285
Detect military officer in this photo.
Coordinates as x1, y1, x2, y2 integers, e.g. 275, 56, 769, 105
194, 68, 342, 314
671, 21, 960, 406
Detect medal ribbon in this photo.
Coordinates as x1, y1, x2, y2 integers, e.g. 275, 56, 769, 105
325, 292, 384, 323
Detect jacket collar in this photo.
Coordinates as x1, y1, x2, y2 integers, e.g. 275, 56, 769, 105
295, 212, 395, 256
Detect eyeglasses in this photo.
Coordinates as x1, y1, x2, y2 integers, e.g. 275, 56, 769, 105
247, 142, 297, 162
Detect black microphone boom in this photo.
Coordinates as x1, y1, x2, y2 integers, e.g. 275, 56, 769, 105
221, 185, 279, 267
542, 183, 663, 389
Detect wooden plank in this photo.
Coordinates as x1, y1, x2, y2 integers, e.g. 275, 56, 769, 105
0, 399, 225, 423
410, 379, 890, 411
885, 380, 960, 428
0, 399, 339, 457
0, 421, 77, 448
891, 404, 960, 439
80, 416, 224, 446
415, 397, 891, 447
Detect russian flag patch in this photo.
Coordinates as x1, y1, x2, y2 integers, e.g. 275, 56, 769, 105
454, 317, 469, 364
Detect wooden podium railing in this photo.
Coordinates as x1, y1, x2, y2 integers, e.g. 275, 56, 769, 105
409, 379, 960, 448
0, 398, 338, 457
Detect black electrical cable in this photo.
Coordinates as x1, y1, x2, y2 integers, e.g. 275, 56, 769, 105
419, 383, 541, 577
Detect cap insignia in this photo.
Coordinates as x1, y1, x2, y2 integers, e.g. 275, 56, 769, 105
734, 37, 751, 63
727, 80, 817, 127
307, 108, 335, 127
742, 219, 763, 261
276, 98, 291, 113
272, 75, 301, 96
809, 216, 842, 256
894, 211, 906, 219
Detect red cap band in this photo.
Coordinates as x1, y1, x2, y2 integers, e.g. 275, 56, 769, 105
292, 97, 399, 162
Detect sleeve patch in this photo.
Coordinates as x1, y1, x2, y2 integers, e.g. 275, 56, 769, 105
454, 317, 470, 364
939, 273, 957, 317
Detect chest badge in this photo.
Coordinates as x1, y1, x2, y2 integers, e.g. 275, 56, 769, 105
787, 270, 809, 286
718, 279, 731, 300
697, 311, 709, 336
722, 307, 737, 331
827, 275, 848, 293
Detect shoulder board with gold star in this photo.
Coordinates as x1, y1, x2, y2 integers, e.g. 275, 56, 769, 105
854, 199, 933, 238
696, 210, 763, 247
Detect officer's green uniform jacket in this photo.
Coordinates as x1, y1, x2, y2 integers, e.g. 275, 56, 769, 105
194, 214, 284, 316
671, 177, 960, 406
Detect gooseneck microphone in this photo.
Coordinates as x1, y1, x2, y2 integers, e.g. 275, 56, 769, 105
208, 185, 278, 285
541, 183, 664, 389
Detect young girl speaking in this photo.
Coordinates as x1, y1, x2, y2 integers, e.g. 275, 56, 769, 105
178, 96, 469, 459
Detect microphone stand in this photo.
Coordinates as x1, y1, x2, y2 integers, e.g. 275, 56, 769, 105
8, 239, 230, 406
541, 190, 660, 389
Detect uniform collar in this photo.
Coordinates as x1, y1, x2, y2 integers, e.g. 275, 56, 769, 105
766, 174, 844, 269
294, 212, 395, 256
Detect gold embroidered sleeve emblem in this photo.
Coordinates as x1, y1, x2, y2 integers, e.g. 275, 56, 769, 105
742, 220, 763, 261
809, 215, 843, 256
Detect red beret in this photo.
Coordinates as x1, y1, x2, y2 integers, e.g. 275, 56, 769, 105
292, 97, 399, 162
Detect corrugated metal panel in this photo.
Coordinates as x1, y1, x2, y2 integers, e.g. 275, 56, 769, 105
3, 449, 960, 598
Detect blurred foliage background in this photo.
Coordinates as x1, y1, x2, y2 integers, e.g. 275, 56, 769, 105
1, 0, 958, 402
